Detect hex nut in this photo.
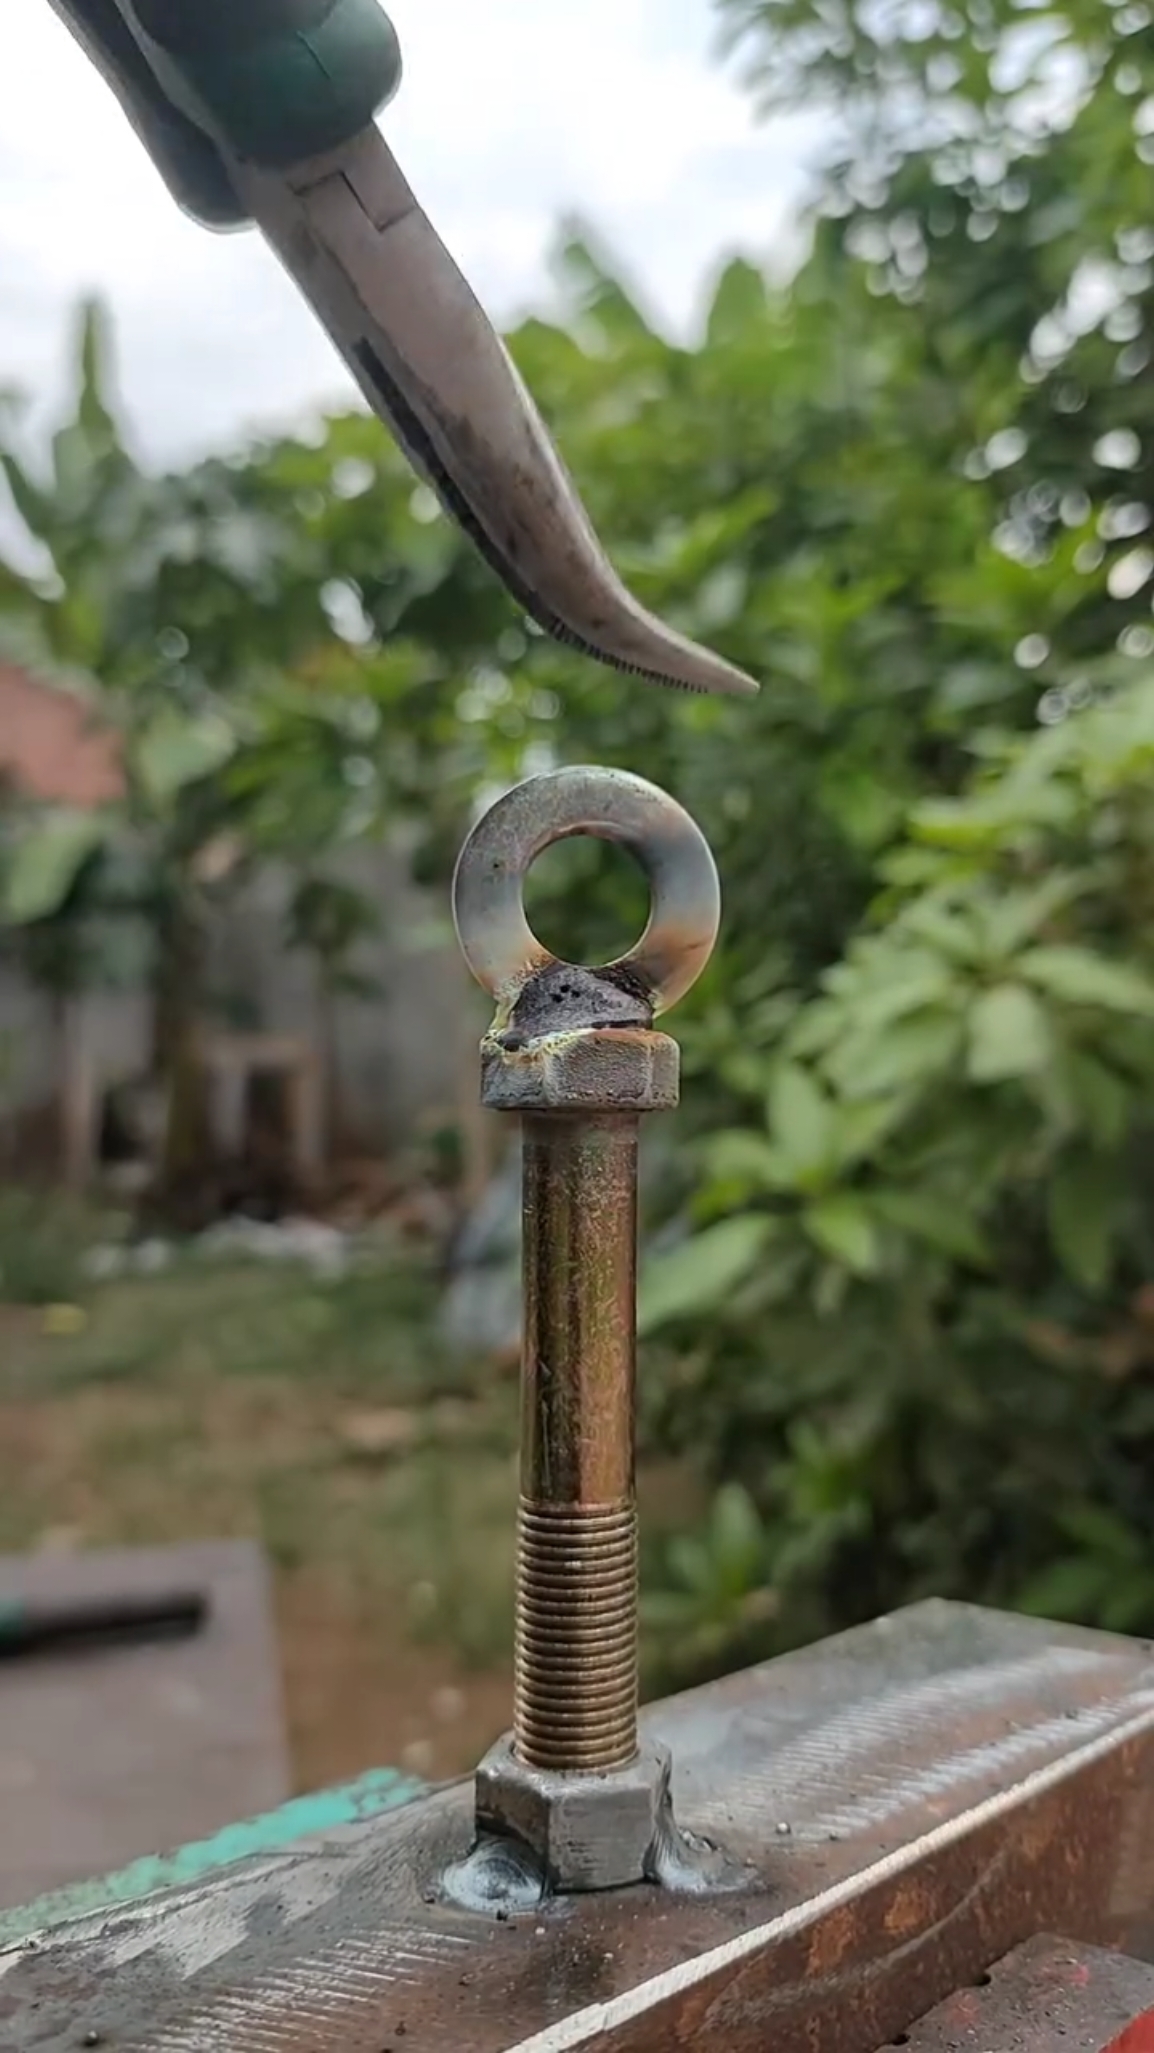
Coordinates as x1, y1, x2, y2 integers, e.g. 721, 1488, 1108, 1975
474, 1737, 673, 1892
480, 1026, 680, 1115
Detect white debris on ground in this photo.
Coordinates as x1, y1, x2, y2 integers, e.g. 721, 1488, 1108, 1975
81, 1215, 353, 1283
82, 1241, 164, 1282
196, 1215, 352, 1279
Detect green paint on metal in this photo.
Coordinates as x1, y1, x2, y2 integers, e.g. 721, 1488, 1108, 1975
0, 1765, 428, 1949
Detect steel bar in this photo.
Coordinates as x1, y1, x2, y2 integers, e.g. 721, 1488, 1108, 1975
5, 1602, 1154, 2051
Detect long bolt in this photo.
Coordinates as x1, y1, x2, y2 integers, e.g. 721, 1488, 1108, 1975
517, 1111, 640, 1769
452, 766, 720, 1780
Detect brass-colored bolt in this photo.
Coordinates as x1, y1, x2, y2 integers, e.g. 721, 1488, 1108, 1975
517, 1112, 641, 1769
453, 766, 719, 1785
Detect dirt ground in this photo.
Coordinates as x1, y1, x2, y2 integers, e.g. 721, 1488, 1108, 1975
0, 1262, 518, 1790
277, 1568, 513, 1788
0, 1249, 699, 1796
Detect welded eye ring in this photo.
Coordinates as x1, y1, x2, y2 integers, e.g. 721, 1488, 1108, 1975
451, 764, 720, 1016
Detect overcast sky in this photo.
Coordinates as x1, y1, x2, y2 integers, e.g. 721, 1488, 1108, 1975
0, 0, 815, 466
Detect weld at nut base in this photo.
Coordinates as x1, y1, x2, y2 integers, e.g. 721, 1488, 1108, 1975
480, 1027, 680, 1115
474, 1736, 673, 1893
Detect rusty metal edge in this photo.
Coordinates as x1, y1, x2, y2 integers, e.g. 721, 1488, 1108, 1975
500, 1695, 1154, 2052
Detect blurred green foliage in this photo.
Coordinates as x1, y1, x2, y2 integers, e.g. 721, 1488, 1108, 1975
642, 0, 1154, 1657
0, 1189, 101, 1307
3, 0, 1154, 1665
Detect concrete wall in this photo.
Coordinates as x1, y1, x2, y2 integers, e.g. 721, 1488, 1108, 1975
0, 838, 480, 1161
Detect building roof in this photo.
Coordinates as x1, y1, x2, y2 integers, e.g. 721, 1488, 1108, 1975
0, 663, 125, 808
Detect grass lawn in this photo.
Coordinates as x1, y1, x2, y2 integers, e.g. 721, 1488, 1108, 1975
0, 1221, 699, 1794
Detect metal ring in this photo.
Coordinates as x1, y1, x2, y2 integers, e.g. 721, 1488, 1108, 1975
451, 765, 720, 1015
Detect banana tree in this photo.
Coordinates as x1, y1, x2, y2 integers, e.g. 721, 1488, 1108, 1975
0, 678, 248, 1186
0, 300, 332, 1191
285, 873, 381, 1161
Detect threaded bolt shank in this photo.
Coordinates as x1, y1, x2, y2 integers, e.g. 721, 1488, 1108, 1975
514, 1501, 638, 1770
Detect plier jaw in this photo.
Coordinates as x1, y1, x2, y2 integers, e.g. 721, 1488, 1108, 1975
236, 131, 759, 698
47, 0, 759, 699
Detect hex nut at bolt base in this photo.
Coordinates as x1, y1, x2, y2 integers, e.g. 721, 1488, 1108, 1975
480, 1026, 680, 1116
474, 1737, 673, 1893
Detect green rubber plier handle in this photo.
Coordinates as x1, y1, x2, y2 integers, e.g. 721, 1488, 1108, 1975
42, 0, 760, 700
48, 0, 403, 225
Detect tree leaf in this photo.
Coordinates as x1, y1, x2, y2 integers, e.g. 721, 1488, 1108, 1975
1, 811, 108, 924
767, 1061, 834, 1184
830, 1094, 910, 1169
911, 783, 1077, 849
637, 1214, 777, 1335
1057, 1500, 1142, 1561
828, 1012, 964, 1098
967, 982, 1053, 1082
1020, 947, 1154, 1018
551, 224, 656, 348
901, 900, 984, 965
708, 1482, 766, 1589
0, 451, 56, 552
868, 1187, 990, 1264
982, 874, 1087, 957
1014, 1556, 1112, 1622
1047, 1151, 1118, 1293
839, 962, 957, 1034
669, 1533, 720, 1600
75, 298, 119, 448
802, 1195, 882, 1275
1062, 1051, 1131, 1148
706, 257, 769, 346
701, 1129, 787, 1190
133, 712, 238, 803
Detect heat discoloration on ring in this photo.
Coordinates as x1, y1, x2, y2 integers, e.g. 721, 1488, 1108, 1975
451, 765, 720, 1017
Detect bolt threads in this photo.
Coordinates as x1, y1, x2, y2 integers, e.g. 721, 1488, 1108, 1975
513, 1501, 638, 1771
